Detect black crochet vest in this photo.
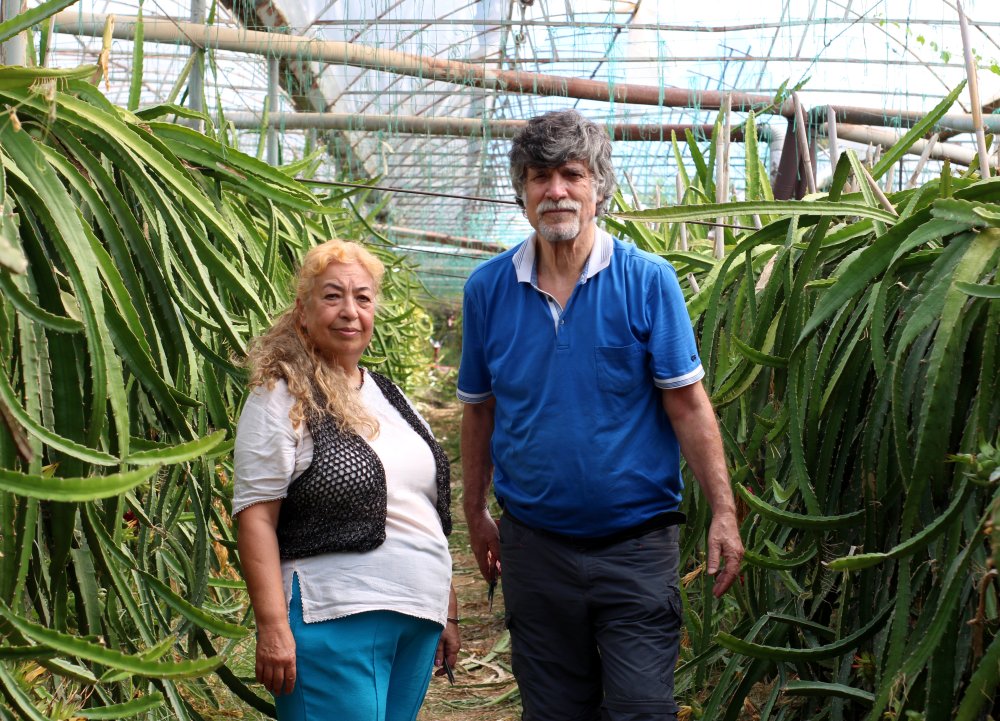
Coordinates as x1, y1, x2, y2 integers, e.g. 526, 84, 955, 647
275, 370, 451, 560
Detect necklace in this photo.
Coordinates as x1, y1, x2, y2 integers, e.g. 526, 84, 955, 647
356, 367, 365, 390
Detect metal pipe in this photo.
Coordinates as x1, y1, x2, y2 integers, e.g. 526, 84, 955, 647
189, 0, 205, 120
51, 12, 787, 115
829, 123, 995, 168
372, 224, 505, 254
957, 0, 990, 179
306, 17, 1000, 31
266, 56, 279, 166
224, 111, 736, 140
826, 106, 1000, 134
1, 0, 26, 66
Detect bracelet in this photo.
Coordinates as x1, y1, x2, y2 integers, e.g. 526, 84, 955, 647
446, 616, 460, 625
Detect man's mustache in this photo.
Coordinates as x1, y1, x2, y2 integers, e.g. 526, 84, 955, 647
537, 199, 582, 213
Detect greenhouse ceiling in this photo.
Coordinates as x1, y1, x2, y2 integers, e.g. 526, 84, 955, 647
4, 0, 1000, 294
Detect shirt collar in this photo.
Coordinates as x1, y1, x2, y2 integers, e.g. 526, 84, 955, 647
512, 225, 614, 284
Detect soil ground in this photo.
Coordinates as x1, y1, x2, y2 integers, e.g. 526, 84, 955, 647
414, 392, 521, 721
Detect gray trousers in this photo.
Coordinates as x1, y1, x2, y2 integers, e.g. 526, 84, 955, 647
499, 514, 683, 721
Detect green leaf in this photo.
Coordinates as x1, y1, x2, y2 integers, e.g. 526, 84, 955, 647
731, 335, 788, 368
0, 661, 52, 721
736, 483, 865, 529
0, 465, 158, 502
124, 430, 226, 466
0, 1, 82, 45
956, 280, 1000, 298
782, 680, 874, 703
716, 604, 891, 661
869, 82, 965, 182
0, 369, 117, 465
613, 200, 899, 226
826, 480, 971, 570
137, 570, 248, 639
78, 693, 165, 719
0, 602, 224, 678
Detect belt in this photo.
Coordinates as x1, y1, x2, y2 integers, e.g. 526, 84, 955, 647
502, 508, 685, 550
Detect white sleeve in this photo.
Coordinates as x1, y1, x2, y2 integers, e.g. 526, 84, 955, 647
232, 382, 308, 515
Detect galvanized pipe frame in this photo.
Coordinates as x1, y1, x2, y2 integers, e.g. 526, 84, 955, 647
51, 11, 786, 115
223, 111, 733, 141
49, 12, 1000, 138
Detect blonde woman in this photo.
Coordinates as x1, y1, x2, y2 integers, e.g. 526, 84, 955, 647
234, 239, 459, 721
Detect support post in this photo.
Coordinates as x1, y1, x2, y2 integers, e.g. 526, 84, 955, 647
957, 0, 990, 179
189, 0, 205, 128
1, 0, 26, 66
827, 105, 840, 170
793, 92, 817, 194
267, 56, 279, 165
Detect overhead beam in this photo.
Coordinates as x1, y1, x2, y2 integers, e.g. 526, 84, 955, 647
50, 12, 996, 135
374, 224, 505, 254
826, 105, 1000, 134
828, 123, 998, 169
51, 12, 787, 115
224, 112, 740, 141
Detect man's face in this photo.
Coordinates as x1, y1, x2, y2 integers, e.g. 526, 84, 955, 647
523, 161, 598, 243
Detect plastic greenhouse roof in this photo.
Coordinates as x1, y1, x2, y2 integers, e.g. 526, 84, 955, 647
24, 0, 1000, 295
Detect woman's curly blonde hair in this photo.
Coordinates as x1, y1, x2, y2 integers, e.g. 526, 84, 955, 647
246, 239, 385, 438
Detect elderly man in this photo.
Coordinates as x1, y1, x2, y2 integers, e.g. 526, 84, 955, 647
458, 109, 743, 721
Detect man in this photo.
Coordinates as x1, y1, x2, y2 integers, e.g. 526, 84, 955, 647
458, 109, 743, 721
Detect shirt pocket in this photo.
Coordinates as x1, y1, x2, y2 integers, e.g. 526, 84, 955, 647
594, 342, 647, 394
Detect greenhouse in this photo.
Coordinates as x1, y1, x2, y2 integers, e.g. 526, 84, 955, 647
0, 0, 998, 718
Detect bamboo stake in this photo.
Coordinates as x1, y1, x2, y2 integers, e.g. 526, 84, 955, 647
793, 92, 817, 194
957, 0, 990, 179
715, 94, 732, 258
675, 174, 700, 294
858, 162, 898, 216
623, 171, 644, 209
907, 132, 939, 187
827, 104, 841, 170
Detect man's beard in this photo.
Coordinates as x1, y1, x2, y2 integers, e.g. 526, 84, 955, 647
536, 199, 582, 242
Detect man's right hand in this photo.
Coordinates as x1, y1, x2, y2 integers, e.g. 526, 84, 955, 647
467, 508, 501, 582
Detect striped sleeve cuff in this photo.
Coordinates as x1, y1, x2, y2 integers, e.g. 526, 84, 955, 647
654, 364, 705, 390
457, 388, 494, 403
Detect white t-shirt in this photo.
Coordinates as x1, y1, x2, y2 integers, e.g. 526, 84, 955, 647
233, 377, 452, 626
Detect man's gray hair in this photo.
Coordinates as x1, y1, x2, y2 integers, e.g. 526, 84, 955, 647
509, 109, 617, 216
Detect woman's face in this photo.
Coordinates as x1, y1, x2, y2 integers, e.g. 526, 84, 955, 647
297, 261, 376, 372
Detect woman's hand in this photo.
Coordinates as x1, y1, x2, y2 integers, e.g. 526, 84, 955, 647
255, 621, 297, 695
434, 619, 461, 679
435, 584, 461, 679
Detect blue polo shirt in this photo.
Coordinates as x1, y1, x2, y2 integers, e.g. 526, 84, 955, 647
458, 228, 704, 537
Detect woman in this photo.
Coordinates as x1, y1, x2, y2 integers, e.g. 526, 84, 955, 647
233, 239, 459, 721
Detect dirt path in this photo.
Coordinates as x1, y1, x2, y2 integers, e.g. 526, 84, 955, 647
416, 401, 521, 721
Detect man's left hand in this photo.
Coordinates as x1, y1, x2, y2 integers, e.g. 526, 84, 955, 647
706, 511, 743, 597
